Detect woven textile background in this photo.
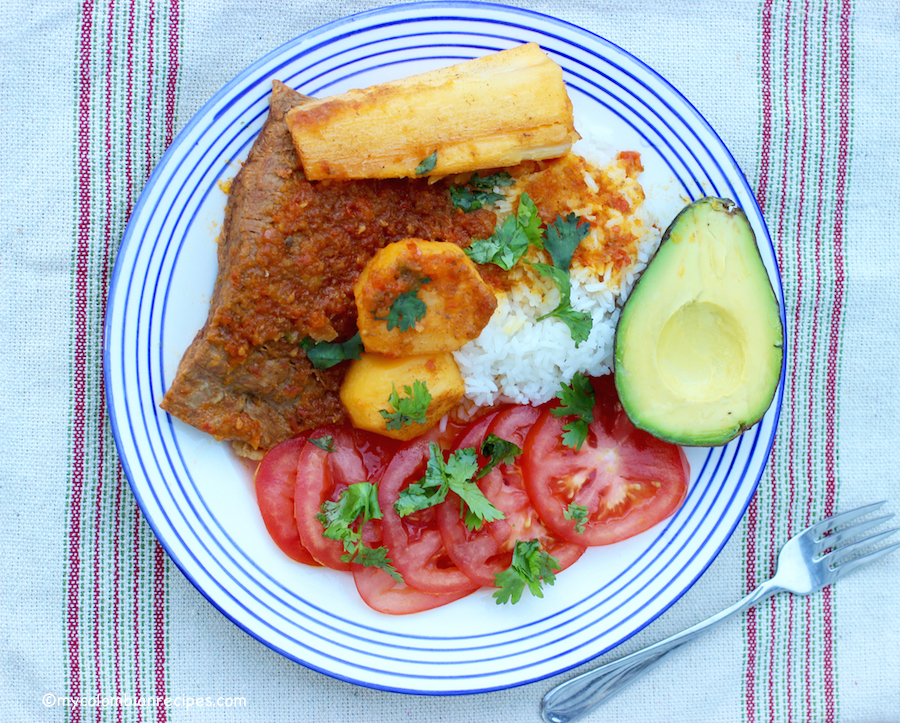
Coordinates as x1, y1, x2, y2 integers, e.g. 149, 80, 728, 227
1, 1, 898, 721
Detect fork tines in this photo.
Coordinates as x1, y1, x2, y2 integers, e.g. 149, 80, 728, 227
812, 501, 900, 573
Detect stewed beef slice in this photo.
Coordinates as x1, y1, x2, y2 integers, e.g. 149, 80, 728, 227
160, 81, 495, 458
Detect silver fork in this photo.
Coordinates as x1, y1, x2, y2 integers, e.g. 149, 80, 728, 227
541, 501, 899, 723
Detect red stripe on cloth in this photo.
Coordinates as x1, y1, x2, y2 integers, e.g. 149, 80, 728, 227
805, 1, 831, 717
823, 585, 835, 721
164, 0, 180, 145
125, 0, 136, 214
112, 467, 124, 723
69, 0, 96, 711
757, 0, 774, 212
153, 542, 168, 723
145, 0, 156, 180
767, 592, 777, 721
132, 515, 144, 723
828, 0, 850, 523
92, 3, 118, 718
745, 493, 761, 723
804, 596, 813, 721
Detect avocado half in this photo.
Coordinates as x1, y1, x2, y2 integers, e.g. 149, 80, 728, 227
614, 197, 783, 446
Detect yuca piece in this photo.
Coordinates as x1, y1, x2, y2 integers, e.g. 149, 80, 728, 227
285, 43, 579, 181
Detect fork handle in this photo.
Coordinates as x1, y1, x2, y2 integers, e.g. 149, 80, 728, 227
540, 580, 781, 723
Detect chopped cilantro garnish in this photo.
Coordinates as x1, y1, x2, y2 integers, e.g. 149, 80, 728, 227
493, 539, 561, 605
380, 380, 432, 431
301, 332, 364, 369
464, 192, 544, 270
415, 151, 438, 176
375, 278, 430, 332
551, 372, 596, 451
476, 434, 522, 480
530, 262, 593, 346
317, 482, 402, 582
350, 544, 400, 577
308, 435, 335, 453
395, 443, 504, 531
448, 171, 515, 212
564, 503, 589, 534
544, 212, 590, 271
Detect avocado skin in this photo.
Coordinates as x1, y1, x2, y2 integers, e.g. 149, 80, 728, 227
614, 197, 783, 447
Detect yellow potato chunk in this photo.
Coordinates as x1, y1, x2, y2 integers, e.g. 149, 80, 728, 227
355, 238, 497, 357
340, 352, 465, 441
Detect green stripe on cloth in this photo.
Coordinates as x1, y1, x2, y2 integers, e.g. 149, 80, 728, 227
65, 0, 181, 719
744, 0, 852, 721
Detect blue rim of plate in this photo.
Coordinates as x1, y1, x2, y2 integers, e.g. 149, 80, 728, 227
105, 1, 786, 695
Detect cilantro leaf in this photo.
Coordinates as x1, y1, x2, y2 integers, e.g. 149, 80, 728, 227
564, 503, 589, 534
395, 443, 503, 531
318, 482, 382, 541
515, 192, 545, 249
301, 332, 364, 369
449, 185, 503, 212
448, 447, 505, 531
317, 482, 403, 583
415, 151, 437, 176
545, 213, 590, 271
464, 192, 544, 270
493, 539, 561, 604
375, 278, 430, 332
308, 435, 335, 453
448, 172, 515, 212
379, 380, 432, 431
547, 305, 593, 347
393, 442, 457, 515
476, 434, 522, 480
530, 262, 593, 346
470, 171, 515, 191
551, 372, 596, 451
349, 545, 402, 582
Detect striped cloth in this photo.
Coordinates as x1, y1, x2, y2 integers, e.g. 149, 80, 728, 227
1, 0, 898, 721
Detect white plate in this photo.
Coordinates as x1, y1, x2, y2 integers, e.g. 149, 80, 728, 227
105, 1, 785, 695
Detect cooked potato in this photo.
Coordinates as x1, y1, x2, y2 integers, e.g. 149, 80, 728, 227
284, 43, 579, 181
355, 238, 497, 357
340, 352, 465, 441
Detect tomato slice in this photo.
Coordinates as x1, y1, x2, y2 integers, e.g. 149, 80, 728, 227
254, 434, 320, 566
435, 412, 510, 586
352, 520, 474, 614
482, 405, 586, 570
523, 376, 689, 546
436, 406, 585, 586
294, 426, 397, 570
378, 438, 480, 594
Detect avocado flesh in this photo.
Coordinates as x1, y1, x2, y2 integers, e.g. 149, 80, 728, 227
614, 197, 783, 446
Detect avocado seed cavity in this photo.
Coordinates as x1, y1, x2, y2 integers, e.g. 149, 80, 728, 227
656, 301, 746, 402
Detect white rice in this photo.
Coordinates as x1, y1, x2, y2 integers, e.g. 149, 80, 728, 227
452, 144, 662, 407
